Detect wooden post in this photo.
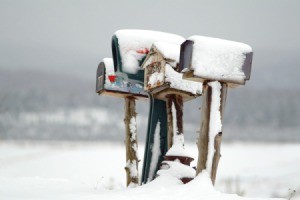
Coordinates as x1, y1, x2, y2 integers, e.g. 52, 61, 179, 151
124, 97, 139, 187
196, 82, 227, 185
166, 94, 183, 149
196, 84, 211, 175
166, 95, 173, 149
211, 84, 227, 185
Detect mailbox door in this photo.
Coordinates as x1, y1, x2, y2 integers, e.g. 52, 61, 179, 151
243, 52, 253, 81
111, 35, 120, 73
179, 40, 194, 72
96, 62, 105, 93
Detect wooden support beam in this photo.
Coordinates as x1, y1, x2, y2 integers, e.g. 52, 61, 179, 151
196, 82, 227, 185
166, 96, 174, 149
124, 97, 139, 187
183, 70, 242, 88
196, 84, 211, 175
211, 83, 227, 185
166, 94, 184, 149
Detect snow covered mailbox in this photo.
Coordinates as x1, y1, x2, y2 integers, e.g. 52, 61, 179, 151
181, 36, 253, 184
97, 30, 187, 186
141, 41, 202, 184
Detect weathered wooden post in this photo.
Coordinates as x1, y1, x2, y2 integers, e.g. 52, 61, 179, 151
96, 58, 146, 187
142, 41, 202, 183
124, 97, 139, 187
182, 36, 253, 185
196, 81, 227, 185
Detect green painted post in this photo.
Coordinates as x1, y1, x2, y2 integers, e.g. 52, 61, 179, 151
141, 94, 168, 183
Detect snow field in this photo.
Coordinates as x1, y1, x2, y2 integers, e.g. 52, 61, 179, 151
0, 141, 299, 200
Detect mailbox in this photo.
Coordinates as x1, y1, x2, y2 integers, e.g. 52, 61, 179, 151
96, 58, 147, 98
180, 35, 254, 184
182, 36, 253, 87
111, 30, 185, 83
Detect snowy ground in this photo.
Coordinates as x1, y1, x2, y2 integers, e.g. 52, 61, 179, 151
0, 141, 299, 200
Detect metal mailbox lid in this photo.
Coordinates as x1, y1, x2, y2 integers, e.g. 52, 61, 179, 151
96, 62, 105, 93
179, 40, 194, 72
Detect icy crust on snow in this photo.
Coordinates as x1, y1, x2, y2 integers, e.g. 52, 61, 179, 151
157, 161, 196, 179
115, 29, 185, 74
206, 81, 222, 175
188, 35, 252, 82
165, 64, 202, 94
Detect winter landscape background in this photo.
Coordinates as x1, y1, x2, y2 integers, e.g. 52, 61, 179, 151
1, 0, 299, 142
0, 0, 299, 199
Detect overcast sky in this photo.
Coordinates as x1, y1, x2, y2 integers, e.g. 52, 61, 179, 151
0, 0, 299, 88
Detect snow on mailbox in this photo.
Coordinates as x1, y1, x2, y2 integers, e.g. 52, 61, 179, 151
97, 29, 186, 99
142, 41, 202, 101
112, 29, 185, 83
182, 35, 253, 87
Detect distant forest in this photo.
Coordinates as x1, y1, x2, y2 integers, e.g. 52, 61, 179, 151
0, 69, 299, 142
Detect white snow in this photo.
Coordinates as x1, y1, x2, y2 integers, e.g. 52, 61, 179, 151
129, 117, 137, 142
166, 132, 191, 158
148, 71, 164, 87
128, 116, 138, 185
206, 81, 222, 175
148, 122, 162, 182
153, 41, 181, 66
157, 160, 196, 179
188, 35, 252, 82
165, 103, 192, 158
115, 29, 185, 74
0, 141, 298, 200
126, 160, 138, 178
165, 64, 202, 94
165, 143, 192, 158
102, 58, 116, 86
172, 101, 179, 135
103, 58, 114, 74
